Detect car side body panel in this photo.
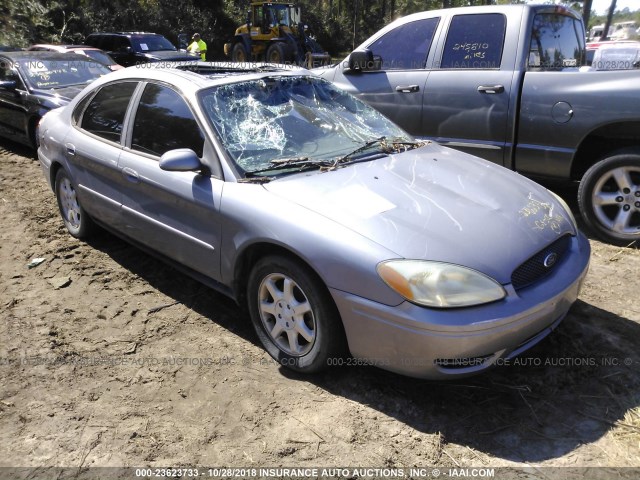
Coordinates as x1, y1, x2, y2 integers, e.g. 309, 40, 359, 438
37, 66, 592, 379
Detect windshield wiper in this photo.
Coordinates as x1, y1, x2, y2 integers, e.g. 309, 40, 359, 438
327, 137, 426, 169
242, 138, 426, 180
270, 156, 314, 165
331, 137, 387, 167
382, 138, 428, 151
244, 156, 334, 177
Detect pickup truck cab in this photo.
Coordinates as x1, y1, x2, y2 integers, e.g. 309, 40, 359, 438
315, 4, 640, 245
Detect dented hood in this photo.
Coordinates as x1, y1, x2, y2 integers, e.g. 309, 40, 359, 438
263, 144, 576, 284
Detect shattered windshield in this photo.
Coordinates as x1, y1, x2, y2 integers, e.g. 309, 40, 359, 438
199, 76, 412, 176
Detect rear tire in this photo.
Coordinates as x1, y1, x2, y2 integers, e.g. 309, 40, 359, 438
55, 168, 95, 239
247, 255, 346, 373
577, 153, 640, 245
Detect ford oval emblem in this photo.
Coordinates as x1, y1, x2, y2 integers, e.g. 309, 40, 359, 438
543, 252, 558, 268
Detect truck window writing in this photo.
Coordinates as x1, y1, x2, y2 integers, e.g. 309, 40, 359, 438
440, 13, 505, 69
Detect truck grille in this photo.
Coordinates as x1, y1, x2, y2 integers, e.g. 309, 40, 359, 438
511, 234, 572, 290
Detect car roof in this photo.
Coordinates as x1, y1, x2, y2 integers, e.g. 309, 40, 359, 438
28, 44, 99, 51
89, 62, 310, 92
587, 40, 640, 50
597, 41, 640, 50
383, 3, 580, 23
88, 32, 163, 37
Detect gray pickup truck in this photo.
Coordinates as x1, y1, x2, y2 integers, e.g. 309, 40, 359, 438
315, 4, 640, 245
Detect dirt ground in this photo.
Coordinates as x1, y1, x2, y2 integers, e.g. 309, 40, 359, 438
1, 138, 639, 478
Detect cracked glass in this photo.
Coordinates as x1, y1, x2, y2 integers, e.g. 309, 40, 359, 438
199, 76, 411, 175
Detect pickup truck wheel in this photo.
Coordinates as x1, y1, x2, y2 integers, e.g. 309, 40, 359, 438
247, 255, 346, 373
578, 154, 640, 245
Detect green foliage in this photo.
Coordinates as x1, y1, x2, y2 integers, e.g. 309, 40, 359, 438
0, 0, 59, 46
589, 7, 640, 30
3, 0, 638, 55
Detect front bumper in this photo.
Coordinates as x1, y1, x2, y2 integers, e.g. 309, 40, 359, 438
330, 233, 590, 379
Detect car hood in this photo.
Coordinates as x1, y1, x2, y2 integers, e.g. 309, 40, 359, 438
263, 144, 576, 284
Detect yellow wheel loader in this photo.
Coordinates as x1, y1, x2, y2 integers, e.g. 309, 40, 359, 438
224, 2, 331, 68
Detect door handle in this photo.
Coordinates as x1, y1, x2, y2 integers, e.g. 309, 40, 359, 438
122, 167, 140, 183
65, 143, 75, 156
477, 85, 505, 94
395, 85, 420, 93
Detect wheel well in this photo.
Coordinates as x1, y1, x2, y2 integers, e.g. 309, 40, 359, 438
28, 116, 41, 149
234, 242, 349, 355
233, 243, 323, 307
234, 34, 251, 49
49, 161, 63, 189
572, 122, 640, 180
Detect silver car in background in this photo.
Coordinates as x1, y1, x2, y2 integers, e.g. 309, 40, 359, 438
37, 64, 590, 379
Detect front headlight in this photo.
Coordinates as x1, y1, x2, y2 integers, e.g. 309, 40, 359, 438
377, 260, 506, 308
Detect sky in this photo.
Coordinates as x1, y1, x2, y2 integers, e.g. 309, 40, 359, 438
589, 0, 639, 15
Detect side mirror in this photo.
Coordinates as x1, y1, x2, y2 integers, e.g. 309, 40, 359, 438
159, 148, 203, 172
0, 80, 17, 90
348, 49, 382, 72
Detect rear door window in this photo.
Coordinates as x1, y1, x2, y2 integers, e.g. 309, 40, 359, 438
80, 81, 138, 142
440, 13, 506, 69
368, 18, 439, 70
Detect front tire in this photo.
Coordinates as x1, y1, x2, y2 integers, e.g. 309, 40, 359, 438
577, 153, 640, 245
231, 43, 249, 62
247, 255, 345, 373
55, 168, 94, 239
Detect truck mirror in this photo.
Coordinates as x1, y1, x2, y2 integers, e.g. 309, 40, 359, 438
348, 49, 382, 72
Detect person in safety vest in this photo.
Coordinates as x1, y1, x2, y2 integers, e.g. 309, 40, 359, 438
187, 33, 207, 61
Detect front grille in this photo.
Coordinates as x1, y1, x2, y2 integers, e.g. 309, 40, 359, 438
511, 234, 572, 290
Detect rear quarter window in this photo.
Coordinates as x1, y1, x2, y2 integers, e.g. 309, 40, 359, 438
440, 13, 506, 69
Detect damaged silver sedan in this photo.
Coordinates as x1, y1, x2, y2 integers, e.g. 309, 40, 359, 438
37, 65, 590, 379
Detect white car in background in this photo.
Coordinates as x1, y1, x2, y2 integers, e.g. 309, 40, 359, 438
590, 41, 640, 70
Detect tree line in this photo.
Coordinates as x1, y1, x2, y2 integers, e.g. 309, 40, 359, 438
1, 0, 639, 59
